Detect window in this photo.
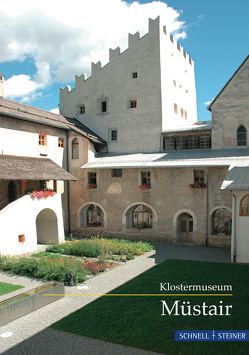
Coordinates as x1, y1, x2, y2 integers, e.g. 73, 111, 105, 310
237, 125, 247, 146
174, 103, 178, 114
112, 169, 122, 177
40, 180, 46, 190
194, 170, 204, 184
97, 96, 109, 115
181, 108, 184, 118
39, 134, 47, 146
212, 208, 231, 235
108, 128, 118, 142
164, 136, 175, 151
188, 134, 198, 149
87, 204, 103, 227
173, 80, 176, 87
58, 138, 64, 147
176, 135, 187, 150
141, 171, 150, 186
132, 72, 138, 78
72, 138, 79, 159
88, 172, 97, 185
80, 106, 85, 114
133, 205, 152, 229
184, 111, 187, 120
101, 101, 107, 113
111, 130, 117, 141
240, 194, 249, 216
130, 100, 137, 108
200, 133, 211, 149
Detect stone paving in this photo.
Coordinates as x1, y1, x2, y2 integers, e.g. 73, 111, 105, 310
0, 243, 231, 355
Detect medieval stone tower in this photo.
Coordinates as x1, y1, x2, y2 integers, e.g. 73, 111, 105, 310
60, 16, 197, 153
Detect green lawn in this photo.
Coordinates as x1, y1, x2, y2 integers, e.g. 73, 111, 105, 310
50, 259, 249, 355
0, 282, 24, 296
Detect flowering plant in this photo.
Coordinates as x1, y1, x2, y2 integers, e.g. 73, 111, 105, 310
87, 183, 98, 189
188, 183, 208, 189
27, 189, 56, 199
87, 221, 102, 227
18, 235, 25, 243
139, 183, 151, 190
218, 229, 229, 235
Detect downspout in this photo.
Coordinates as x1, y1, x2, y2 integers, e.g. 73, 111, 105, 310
231, 191, 236, 263
66, 130, 71, 234
204, 168, 209, 247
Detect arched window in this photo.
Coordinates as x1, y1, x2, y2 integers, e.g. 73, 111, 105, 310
212, 208, 231, 235
87, 204, 104, 227
72, 138, 79, 159
240, 195, 249, 216
237, 125, 247, 146
133, 205, 152, 229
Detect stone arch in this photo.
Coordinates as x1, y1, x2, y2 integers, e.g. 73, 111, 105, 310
36, 208, 58, 244
123, 202, 158, 230
173, 209, 197, 231
78, 202, 106, 228
8, 180, 19, 203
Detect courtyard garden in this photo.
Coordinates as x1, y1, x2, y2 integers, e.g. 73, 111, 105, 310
0, 238, 154, 284
50, 259, 249, 355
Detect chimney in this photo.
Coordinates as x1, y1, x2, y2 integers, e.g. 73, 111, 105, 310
0, 73, 4, 97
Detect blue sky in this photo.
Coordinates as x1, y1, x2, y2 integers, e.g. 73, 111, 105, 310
0, 0, 248, 121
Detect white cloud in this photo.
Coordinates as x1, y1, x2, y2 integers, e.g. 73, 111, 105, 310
50, 108, 59, 114
204, 99, 214, 106
0, 0, 187, 100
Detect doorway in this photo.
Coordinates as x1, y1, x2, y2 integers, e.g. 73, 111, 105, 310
178, 213, 193, 242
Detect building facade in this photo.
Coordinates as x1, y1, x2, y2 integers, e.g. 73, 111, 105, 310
60, 18, 249, 263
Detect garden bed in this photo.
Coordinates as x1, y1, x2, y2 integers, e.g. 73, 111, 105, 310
0, 252, 119, 285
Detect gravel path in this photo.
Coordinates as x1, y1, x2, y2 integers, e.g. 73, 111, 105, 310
0, 243, 231, 355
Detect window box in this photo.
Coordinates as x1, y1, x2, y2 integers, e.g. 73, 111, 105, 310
139, 183, 151, 190
18, 235, 25, 244
188, 183, 208, 189
87, 183, 98, 189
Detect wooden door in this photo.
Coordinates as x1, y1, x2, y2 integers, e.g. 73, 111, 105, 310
178, 213, 193, 243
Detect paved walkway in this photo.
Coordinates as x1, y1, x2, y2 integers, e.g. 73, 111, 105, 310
0, 243, 231, 355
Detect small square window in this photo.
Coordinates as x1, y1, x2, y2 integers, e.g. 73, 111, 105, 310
130, 100, 137, 108
101, 101, 107, 112
80, 106, 85, 114
112, 169, 122, 177
39, 134, 47, 146
132, 72, 138, 79
58, 138, 64, 147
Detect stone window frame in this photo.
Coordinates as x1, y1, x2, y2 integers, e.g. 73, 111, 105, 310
240, 194, 249, 216
80, 105, 85, 114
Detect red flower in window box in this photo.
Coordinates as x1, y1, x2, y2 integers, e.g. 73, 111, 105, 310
87, 183, 98, 189
139, 183, 151, 190
188, 183, 208, 189
26, 189, 56, 199
18, 235, 25, 244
